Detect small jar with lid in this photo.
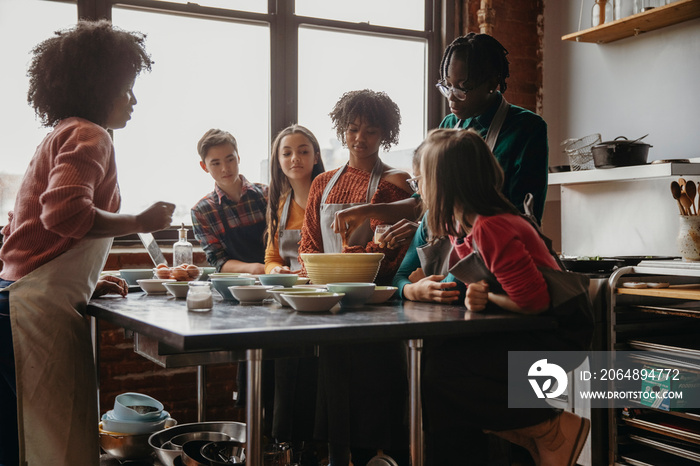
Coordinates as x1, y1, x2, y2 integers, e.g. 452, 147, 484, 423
187, 281, 213, 312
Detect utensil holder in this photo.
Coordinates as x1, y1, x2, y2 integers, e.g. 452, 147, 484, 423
676, 215, 700, 260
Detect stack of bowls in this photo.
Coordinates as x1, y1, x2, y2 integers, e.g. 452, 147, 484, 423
99, 392, 175, 461
300, 253, 384, 285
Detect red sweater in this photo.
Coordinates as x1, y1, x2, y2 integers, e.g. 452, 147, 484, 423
299, 165, 411, 284
452, 214, 557, 311
0, 118, 120, 280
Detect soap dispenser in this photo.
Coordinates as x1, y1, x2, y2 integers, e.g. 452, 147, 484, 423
173, 223, 193, 267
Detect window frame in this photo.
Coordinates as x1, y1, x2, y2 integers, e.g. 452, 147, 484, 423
75, 0, 449, 137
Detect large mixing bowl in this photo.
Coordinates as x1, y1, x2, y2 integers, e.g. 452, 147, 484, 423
300, 253, 384, 285
99, 419, 175, 461
149, 421, 246, 466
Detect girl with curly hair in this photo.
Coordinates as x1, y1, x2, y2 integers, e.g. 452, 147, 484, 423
298, 90, 412, 466
0, 20, 173, 466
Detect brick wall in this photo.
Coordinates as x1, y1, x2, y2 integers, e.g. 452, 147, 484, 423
464, 0, 544, 113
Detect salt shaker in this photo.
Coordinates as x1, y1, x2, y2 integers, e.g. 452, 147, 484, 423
187, 281, 213, 312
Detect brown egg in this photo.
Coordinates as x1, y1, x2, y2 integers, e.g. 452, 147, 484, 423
186, 265, 200, 279
170, 268, 190, 281
155, 268, 172, 279
156, 263, 169, 269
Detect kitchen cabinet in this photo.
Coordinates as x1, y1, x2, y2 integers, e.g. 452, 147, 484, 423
608, 262, 700, 465
562, 0, 700, 44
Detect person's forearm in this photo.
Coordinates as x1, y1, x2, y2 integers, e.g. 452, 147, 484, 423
368, 198, 422, 224
86, 208, 141, 238
488, 292, 546, 314
221, 260, 265, 274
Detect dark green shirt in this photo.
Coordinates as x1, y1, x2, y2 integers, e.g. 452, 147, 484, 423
439, 92, 549, 224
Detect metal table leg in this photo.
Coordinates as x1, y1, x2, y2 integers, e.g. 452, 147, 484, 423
408, 338, 424, 466
91, 316, 100, 419
246, 349, 263, 466
197, 365, 206, 422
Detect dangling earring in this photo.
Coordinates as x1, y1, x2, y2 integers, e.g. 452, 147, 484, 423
489, 89, 495, 94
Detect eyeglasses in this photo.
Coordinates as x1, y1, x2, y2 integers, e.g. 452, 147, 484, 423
406, 175, 421, 193
435, 81, 473, 101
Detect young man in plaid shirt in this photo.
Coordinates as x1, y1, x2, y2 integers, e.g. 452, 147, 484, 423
191, 129, 268, 274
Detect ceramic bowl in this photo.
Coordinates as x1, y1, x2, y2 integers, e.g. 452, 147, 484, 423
296, 276, 311, 285
258, 274, 299, 287
210, 277, 256, 300
163, 281, 190, 299
136, 279, 176, 295
300, 253, 384, 284
149, 421, 247, 466
283, 292, 345, 312
267, 288, 318, 306
119, 269, 154, 286
228, 285, 275, 303
114, 392, 164, 421
199, 267, 217, 281
366, 286, 398, 304
208, 272, 251, 279
326, 283, 376, 308
101, 409, 171, 435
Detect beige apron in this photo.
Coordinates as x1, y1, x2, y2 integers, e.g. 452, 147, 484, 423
417, 97, 511, 275
2, 237, 112, 466
278, 193, 302, 271
319, 158, 384, 253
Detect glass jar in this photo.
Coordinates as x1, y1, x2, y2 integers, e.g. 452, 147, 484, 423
187, 281, 213, 312
592, 0, 613, 27
634, 0, 665, 13
173, 223, 193, 267
614, 0, 634, 19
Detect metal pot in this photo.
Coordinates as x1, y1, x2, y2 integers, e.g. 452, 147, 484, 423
591, 136, 651, 168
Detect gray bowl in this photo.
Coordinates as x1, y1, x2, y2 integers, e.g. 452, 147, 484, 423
149, 421, 246, 466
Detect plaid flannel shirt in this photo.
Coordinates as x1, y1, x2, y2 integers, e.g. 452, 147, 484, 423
191, 175, 268, 271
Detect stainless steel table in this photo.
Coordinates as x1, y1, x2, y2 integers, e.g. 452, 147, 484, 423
88, 293, 557, 466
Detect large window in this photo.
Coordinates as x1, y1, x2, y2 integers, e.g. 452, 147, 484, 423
0, 0, 442, 226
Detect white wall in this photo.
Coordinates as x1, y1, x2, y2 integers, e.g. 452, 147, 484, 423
543, 1, 700, 168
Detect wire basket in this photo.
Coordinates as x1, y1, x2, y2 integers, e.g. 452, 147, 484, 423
562, 133, 601, 171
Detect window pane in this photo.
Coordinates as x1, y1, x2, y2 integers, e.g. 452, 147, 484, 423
112, 8, 270, 226
298, 27, 426, 175
0, 0, 76, 225
144, 0, 266, 14
296, 0, 425, 31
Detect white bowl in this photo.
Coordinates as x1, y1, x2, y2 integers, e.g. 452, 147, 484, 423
228, 285, 275, 303
136, 279, 176, 294
367, 286, 398, 304
258, 274, 299, 287
119, 269, 154, 286
210, 277, 256, 300
296, 276, 311, 285
326, 283, 376, 308
267, 288, 319, 306
283, 292, 345, 312
300, 253, 384, 284
163, 281, 190, 298
208, 272, 251, 279
101, 410, 171, 435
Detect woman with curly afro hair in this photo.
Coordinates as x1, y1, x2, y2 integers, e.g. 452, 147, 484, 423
0, 20, 174, 466
298, 90, 412, 466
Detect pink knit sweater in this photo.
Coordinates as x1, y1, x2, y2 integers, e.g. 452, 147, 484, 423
0, 118, 121, 280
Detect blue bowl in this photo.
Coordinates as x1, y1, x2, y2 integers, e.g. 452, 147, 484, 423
258, 274, 299, 287
211, 277, 255, 300
326, 283, 375, 308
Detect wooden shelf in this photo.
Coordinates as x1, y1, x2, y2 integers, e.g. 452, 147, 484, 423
562, 0, 700, 44
616, 283, 700, 300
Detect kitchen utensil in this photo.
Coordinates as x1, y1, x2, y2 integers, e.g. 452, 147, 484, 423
677, 215, 700, 260
258, 273, 299, 287
181, 440, 211, 466
562, 133, 601, 171
300, 253, 384, 284
680, 191, 694, 218
591, 136, 651, 168
138, 232, 168, 267
325, 283, 376, 308
686, 180, 697, 215
671, 181, 686, 215
149, 421, 247, 466
170, 431, 231, 450
200, 440, 246, 465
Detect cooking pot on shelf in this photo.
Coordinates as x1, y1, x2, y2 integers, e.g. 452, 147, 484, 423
591, 135, 651, 169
